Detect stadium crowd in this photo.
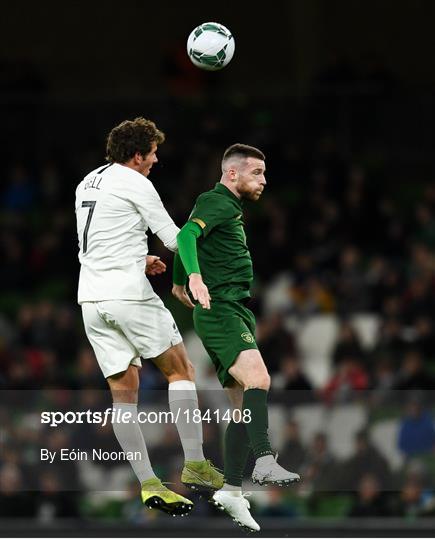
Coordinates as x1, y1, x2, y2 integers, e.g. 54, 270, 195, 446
1, 78, 435, 524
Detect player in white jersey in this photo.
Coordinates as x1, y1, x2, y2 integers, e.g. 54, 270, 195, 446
75, 117, 223, 516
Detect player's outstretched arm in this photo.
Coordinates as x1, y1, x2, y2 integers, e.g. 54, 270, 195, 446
145, 255, 167, 276
172, 253, 195, 309
174, 222, 211, 310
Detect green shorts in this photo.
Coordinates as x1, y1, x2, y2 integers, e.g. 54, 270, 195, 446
193, 299, 258, 387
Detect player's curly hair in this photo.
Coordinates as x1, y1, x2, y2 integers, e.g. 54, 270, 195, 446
222, 143, 265, 163
105, 117, 165, 163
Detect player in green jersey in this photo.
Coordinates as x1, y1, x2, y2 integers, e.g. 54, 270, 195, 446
172, 144, 300, 532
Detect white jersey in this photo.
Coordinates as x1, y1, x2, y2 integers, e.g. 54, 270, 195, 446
75, 163, 179, 304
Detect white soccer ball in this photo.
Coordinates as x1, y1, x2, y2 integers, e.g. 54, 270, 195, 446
187, 22, 235, 71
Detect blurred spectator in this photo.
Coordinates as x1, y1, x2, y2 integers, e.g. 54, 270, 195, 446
0, 463, 36, 517
338, 429, 392, 491
300, 432, 338, 493
0, 232, 29, 290
366, 258, 404, 312
39, 160, 62, 208
332, 320, 364, 366
73, 346, 106, 389
290, 276, 335, 316
373, 318, 407, 361
412, 317, 435, 359
36, 472, 79, 520
256, 313, 296, 374
335, 246, 369, 315
398, 396, 435, 459
394, 350, 435, 391
394, 477, 434, 518
279, 419, 305, 472
322, 357, 369, 404
408, 243, 435, 282
2, 163, 36, 211
39, 429, 81, 489
258, 485, 298, 517
148, 425, 182, 479
279, 354, 315, 404
348, 474, 392, 517
396, 460, 435, 516
52, 305, 80, 362
402, 277, 435, 325
369, 355, 396, 407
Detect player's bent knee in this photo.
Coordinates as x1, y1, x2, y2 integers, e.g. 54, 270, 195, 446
107, 380, 139, 403
244, 371, 270, 391
262, 373, 271, 390
155, 346, 195, 382
174, 360, 195, 381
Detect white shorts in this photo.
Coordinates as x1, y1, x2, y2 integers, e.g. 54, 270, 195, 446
81, 295, 182, 378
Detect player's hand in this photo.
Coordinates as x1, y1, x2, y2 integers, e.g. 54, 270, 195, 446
189, 273, 211, 310
172, 284, 195, 309
145, 255, 167, 276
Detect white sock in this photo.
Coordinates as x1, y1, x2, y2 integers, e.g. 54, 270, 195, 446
112, 402, 155, 484
222, 483, 242, 496
168, 380, 205, 462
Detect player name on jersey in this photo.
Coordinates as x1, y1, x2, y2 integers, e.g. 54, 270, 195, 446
84, 176, 103, 190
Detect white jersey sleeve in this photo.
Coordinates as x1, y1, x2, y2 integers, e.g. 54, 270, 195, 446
128, 176, 179, 251
75, 163, 179, 304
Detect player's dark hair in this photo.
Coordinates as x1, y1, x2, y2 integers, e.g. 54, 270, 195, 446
222, 143, 265, 163
105, 117, 165, 163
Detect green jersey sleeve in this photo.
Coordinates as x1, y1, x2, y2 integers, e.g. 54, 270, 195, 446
172, 252, 188, 285
189, 193, 234, 237
176, 221, 202, 278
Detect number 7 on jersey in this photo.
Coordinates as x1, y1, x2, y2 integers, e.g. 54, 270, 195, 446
81, 200, 96, 254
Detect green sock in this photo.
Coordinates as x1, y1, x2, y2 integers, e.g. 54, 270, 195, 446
224, 420, 251, 487
242, 388, 273, 459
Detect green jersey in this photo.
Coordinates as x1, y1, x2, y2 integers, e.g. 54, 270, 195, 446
189, 182, 253, 301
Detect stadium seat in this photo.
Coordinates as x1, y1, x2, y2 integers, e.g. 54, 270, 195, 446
370, 419, 404, 470
302, 355, 333, 388
350, 314, 381, 351
327, 404, 368, 459
295, 315, 339, 387
268, 405, 287, 449
292, 403, 367, 459
291, 404, 325, 446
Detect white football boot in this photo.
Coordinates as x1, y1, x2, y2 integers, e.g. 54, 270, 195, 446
211, 489, 260, 532
252, 453, 301, 486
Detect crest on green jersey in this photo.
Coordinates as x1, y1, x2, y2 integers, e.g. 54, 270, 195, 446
241, 332, 254, 343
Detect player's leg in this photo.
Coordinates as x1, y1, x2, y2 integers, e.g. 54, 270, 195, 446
116, 297, 223, 490
82, 301, 193, 516
193, 300, 274, 464
153, 342, 224, 491
107, 367, 193, 515
228, 349, 272, 458
81, 302, 156, 485
229, 349, 300, 486
222, 381, 251, 491
153, 342, 204, 462
107, 365, 156, 484
110, 297, 203, 461
211, 380, 260, 533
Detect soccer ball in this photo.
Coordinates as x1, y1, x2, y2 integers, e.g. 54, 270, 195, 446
187, 22, 235, 71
